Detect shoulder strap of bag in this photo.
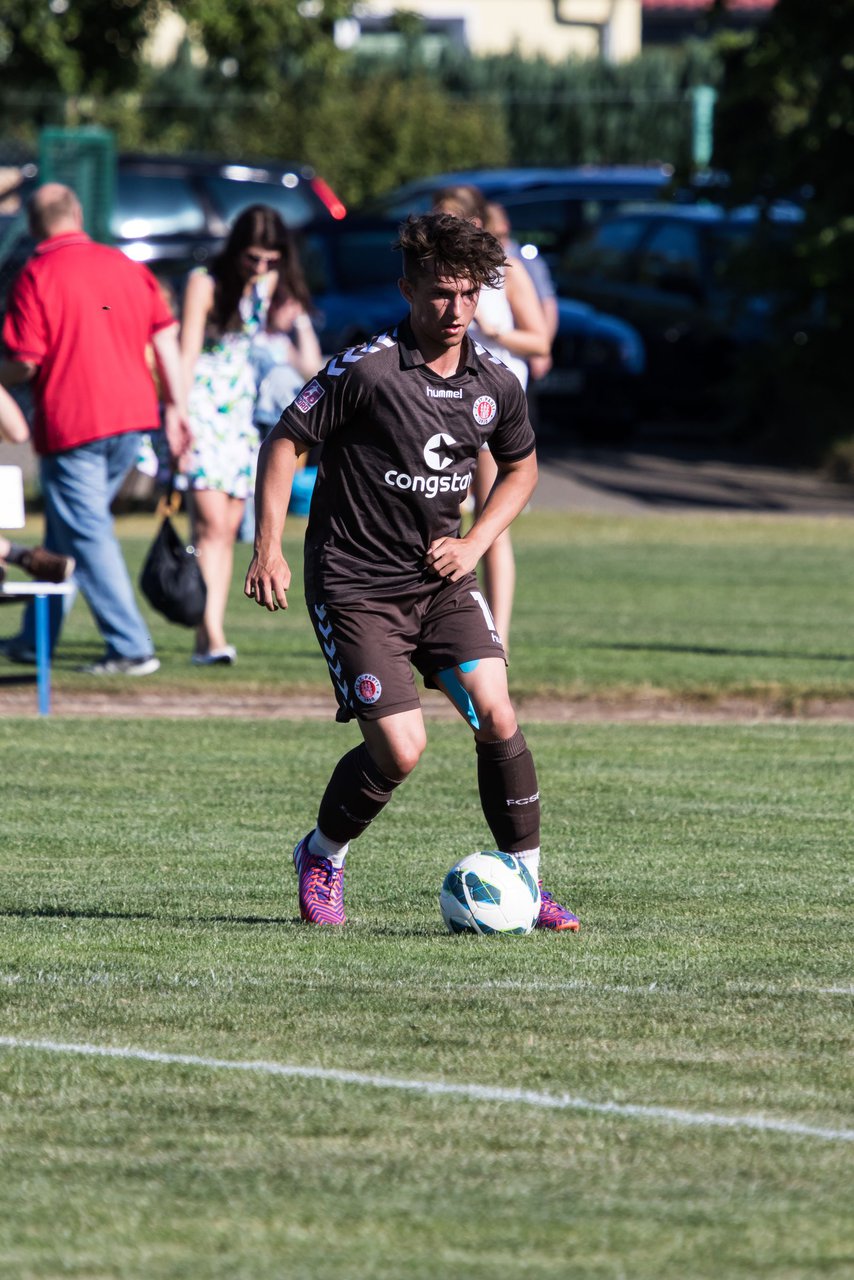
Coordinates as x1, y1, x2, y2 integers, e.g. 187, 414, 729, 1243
156, 472, 182, 520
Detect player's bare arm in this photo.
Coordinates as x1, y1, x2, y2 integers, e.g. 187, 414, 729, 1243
425, 451, 538, 581
179, 269, 214, 387
244, 430, 307, 611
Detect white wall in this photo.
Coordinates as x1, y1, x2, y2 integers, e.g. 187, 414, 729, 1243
355, 0, 642, 63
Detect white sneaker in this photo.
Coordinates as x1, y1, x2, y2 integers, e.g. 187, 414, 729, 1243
191, 645, 237, 666
80, 655, 160, 676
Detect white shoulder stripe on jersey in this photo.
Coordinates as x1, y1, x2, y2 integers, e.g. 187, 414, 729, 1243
471, 339, 506, 368
327, 329, 398, 376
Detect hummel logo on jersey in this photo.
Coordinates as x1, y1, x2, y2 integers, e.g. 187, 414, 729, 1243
423, 433, 456, 471
425, 386, 463, 400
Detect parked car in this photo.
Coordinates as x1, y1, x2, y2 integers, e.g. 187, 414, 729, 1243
556, 201, 807, 410
0, 152, 346, 276
296, 217, 403, 353
0, 187, 645, 433
297, 217, 645, 430
536, 296, 645, 431
110, 154, 346, 267
359, 165, 676, 275
0, 152, 349, 329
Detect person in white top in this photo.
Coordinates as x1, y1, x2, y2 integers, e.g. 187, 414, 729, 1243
470, 274, 531, 389
485, 200, 560, 387
432, 185, 550, 650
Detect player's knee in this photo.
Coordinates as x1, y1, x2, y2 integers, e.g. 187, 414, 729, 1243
475, 702, 517, 743
390, 737, 426, 778
370, 729, 426, 780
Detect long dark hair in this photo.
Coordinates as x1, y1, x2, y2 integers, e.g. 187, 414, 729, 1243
209, 204, 312, 330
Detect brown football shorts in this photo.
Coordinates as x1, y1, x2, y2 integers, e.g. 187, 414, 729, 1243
307, 575, 507, 722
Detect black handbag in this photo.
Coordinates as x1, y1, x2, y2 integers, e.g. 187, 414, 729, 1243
139, 486, 207, 628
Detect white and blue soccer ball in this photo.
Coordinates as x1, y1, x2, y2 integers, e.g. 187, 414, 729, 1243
439, 851, 541, 936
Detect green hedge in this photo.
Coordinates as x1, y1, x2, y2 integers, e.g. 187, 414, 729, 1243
0, 43, 720, 208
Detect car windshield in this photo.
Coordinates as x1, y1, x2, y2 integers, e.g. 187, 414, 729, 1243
204, 175, 319, 229
499, 189, 665, 257
366, 188, 436, 218
301, 228, 398, 295
111, 173, 205, 238
561, 217, 648, 281
497, 193, 585, 256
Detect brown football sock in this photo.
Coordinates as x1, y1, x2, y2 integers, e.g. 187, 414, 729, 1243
475, 728, 540, 853
317, 743, 402, 843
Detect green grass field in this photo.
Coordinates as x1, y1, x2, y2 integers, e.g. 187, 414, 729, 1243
1, 509, 853, 1276
6, 507, 854, 704
1, 718, 852, 1278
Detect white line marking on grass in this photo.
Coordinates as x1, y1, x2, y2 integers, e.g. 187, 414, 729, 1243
1, 1035, 851, 1144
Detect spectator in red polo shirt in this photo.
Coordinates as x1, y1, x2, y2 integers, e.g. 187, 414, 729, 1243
0, 183, 190, 675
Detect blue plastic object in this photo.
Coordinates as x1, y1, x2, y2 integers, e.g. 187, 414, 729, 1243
289, 466, 317, 516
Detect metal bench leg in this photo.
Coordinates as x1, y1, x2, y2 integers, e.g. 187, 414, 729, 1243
35, 592, 51, 716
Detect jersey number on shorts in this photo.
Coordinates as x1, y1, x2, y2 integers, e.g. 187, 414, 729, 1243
470, 590, 500, 642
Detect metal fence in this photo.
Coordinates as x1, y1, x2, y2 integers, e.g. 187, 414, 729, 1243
0, 127, 116, 316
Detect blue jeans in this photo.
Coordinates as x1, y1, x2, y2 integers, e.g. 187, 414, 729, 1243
13, 433, 154, 660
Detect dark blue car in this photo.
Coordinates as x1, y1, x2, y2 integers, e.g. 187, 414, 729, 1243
557, 201, 808, 410
360, 164, 676, 276
297, 216, 646, 431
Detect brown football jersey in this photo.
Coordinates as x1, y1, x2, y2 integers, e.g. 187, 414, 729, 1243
278, 316, 536, 603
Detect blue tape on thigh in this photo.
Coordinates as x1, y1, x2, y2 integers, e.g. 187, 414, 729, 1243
435, 661, 480, 729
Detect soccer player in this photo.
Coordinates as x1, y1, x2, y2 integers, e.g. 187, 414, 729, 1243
244, 212, 579, 932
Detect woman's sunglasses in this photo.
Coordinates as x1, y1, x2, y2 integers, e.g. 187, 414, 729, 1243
243, 250, 282, 267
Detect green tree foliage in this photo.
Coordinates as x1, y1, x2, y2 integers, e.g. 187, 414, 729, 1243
0, 0, 160, 99
1, 3, 720, 192
713, 0, 854, 456
0, 0, 354, 124
180, 0, 353, 86
295, 69, 508, 207
81, 52, 507, 206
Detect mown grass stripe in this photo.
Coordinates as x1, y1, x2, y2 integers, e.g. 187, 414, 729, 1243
3, 970, 851, 1000
2, 1034, 851, 1144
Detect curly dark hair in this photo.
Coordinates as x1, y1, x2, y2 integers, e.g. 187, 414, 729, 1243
210, 204, 312, 330
395, 213, 506, 289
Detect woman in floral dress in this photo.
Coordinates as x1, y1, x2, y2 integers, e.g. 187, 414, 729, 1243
179, 204, 318, 664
